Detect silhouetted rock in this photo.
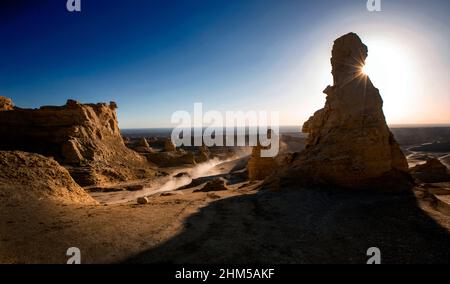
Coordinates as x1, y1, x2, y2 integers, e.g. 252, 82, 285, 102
289, 33, 410, 190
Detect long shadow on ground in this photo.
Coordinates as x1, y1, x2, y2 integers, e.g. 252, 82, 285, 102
124, 186, 450, 264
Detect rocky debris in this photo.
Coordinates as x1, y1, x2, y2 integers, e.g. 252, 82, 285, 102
0, 151, 97, 204
164, 139, 176, 152
410, 158, 450, 183
0, 98, 156, 186
287, 33, 410, 190
247, 130, 278, 180
137, 196, 149, 204
125, 185, 145, 191
0, 96, 14, 111
194, 178, 229, 192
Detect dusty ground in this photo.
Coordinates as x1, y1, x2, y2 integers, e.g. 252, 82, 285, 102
1, 181, 449, 264
1, 146, 450, 264
0, 182, 260, 264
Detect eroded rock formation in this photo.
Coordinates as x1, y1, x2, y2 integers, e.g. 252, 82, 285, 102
195, 145, 210, 163
0, 96, 14, 111
164, 138, 176, 152
133, 137, 154, 153
0, 151, 97, 204
0, 99, 156, 186
410, 158, 450, 183
248, 131, 279, 180
289, 33, 410, 189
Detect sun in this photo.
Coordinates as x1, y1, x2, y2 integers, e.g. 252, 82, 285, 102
361, 64, 369, 75
358, 39, 413, 122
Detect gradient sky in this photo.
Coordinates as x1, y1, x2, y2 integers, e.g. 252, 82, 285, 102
1, 0, 449, 128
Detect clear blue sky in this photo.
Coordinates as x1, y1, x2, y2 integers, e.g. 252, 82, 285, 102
1, 0, 449, 127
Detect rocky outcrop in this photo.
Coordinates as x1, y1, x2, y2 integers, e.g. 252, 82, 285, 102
248, 145, 278, 180
164, 138, 176, 152
289, 33, 410, 190
0, 98, 156, 186
133, 137, 154, 153
0, 96, 14, 111
410, 158, 450, 183
195, 145, 210, 163
248, 131, 278, 180
194, 178, 229, 192
0, 151, 97, 204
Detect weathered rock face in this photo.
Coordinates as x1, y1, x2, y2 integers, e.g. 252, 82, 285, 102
410, 158, 450, 183
0, 151, 97, 204
0, 99, 156, 186
291, 33, 410, 189
0, 96, 14, 111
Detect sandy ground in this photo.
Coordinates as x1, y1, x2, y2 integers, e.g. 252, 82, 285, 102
1, 155, 450, 264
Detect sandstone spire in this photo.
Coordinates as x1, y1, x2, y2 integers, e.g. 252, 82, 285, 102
292, 33, 410, 189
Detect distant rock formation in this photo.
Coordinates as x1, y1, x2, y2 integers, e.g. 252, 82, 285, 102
133, 137, 154, 153
164, 138, 176, 152
0, 151, 97, 204
0, 98, 156, 186
410, 158, 450, 183
195, 145, 210, 163
0, 96, 14, 111
289, 33, 410, 189
248, 130, 278, 180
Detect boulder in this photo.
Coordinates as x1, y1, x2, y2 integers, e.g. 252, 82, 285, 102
194, 178, 229, 192
137, 196, 149, 204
